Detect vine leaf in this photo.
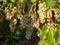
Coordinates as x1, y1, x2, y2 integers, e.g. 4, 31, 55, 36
30, 0, 37, 3
10, 0, 15, 3
0, 0, 2, 2
45, 0, 55, 7
57, 0, 60, 3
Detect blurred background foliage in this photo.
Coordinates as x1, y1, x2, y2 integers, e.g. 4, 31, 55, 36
0, 0, 60, 45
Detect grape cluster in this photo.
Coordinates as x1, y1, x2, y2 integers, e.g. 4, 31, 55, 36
38, 1, 60, 27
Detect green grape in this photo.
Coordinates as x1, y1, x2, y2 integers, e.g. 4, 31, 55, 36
45, 0, 55, 7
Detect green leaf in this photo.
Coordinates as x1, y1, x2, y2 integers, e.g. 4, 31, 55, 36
10, 0, 15, 3
56, 17, 60, 22
12, 28, 24, 39
42, 24, 48, 31
56, 25, 60, 34
30, 0, 37, 3
45, 0, 55, 7
3, 0, 7, 5
0, 0, 2, 2
57, 0, 60, 3
38, 40, 46, 45
7, 3, 13, 8
22, 0, 27, 3
12, 30, 21, 39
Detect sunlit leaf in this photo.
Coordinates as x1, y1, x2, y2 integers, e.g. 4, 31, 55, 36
30, 0, 37, 3
38, 40, 46, 45
42, 24, 48, 31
